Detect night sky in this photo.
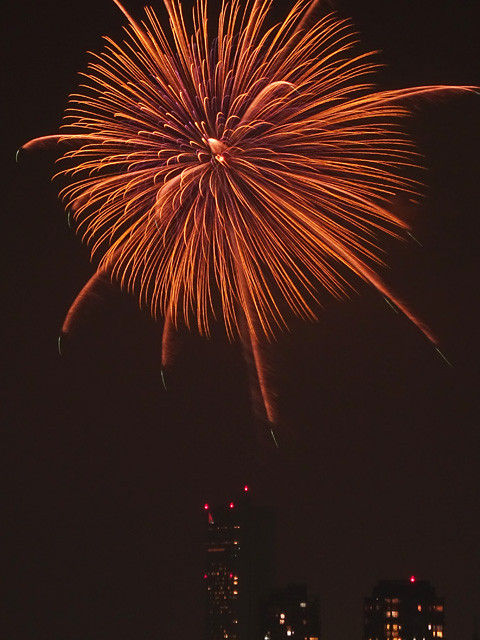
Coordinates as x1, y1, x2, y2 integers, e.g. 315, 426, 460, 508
4, 1, 479, 639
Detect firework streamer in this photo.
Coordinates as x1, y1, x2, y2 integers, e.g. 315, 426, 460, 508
20, 0, 475, 432
58, 271, 112, 355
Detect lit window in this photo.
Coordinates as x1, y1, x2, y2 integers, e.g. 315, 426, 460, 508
418, 605, 422, 612
428, 625, 432, 630
436, 632, 443, 638
279, 619, 285, 625
280, 614, 285, 620
300, 602, 307, 608
386, 611, 391, 618
392, 611, 399, 618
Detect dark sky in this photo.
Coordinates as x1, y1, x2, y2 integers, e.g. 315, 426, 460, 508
4, 1, 479, 639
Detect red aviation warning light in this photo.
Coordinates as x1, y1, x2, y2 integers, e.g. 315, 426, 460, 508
244, 485, 249, 492
410, 575, 416, 583
229, 502, 234, 508
204, 503, 209, 510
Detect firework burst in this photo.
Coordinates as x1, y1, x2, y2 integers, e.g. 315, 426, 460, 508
21, 0, 474, 433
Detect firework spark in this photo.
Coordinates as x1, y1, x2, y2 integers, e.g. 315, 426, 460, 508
20, 0, 474, 434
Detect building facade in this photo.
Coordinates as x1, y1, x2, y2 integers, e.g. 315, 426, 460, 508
260, 583, 320, 640
204, 487, 275, 640
364, 578, 445, 640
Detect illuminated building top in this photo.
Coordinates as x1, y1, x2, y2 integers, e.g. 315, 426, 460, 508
364, 579, 445, 640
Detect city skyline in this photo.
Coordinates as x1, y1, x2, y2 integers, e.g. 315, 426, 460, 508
4, 0, 479, 638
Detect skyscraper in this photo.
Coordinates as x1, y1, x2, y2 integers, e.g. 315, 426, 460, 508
260, 583, 320, 640
203, 487, 275, 640
364, 577, 445, 640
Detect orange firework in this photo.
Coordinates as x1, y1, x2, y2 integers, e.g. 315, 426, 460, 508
21, 0, 474, 434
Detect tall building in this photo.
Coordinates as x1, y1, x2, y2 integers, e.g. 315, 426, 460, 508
364, 577, 445, 640
204, 486, 275, 640
260, 583, 320, 640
